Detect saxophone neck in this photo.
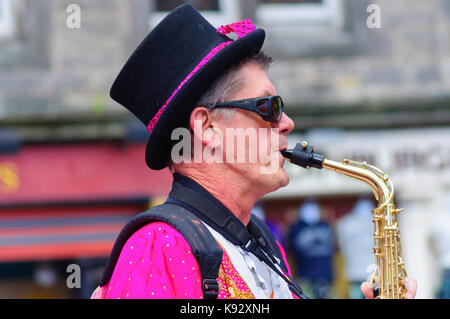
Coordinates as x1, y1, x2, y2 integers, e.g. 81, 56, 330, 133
282, 142, 392, 205
322, 158, 392, 205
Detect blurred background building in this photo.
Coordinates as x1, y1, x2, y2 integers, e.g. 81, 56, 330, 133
0, 0, 449, 298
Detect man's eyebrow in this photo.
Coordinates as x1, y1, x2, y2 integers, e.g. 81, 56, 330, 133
260, 89, 276, 97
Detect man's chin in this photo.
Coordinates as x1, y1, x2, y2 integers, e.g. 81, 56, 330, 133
278, 168, 290, 188
264, 166, 290, 192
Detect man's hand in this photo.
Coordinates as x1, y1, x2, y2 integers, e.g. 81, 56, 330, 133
360, 278, 417, 299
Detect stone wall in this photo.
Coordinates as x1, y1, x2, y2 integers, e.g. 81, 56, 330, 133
0, 0, 448, 128
0, 0, 149, 117
266, 0, 450, 110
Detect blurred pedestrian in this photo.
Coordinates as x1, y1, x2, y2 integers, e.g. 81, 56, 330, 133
336, 198, 375, 299
252, 202, 286, 248
430, 193, 450, 299
288, 200, 334, 299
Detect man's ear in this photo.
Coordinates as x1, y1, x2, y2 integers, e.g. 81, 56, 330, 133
189, 107, 219, 147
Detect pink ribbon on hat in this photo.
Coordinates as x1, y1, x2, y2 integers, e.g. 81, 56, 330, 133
147, 19, 256, 134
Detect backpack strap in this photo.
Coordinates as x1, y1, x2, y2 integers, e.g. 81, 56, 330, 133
99, 203, 223, 299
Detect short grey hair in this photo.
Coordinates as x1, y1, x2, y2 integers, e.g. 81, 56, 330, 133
196, 51, 273, 123
168, 51, 273, 170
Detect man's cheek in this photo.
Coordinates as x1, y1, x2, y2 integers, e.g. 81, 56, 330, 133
260, 129, 280, 175
270, 128, 280, 152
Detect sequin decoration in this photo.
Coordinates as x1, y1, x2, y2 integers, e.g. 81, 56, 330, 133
215, 242, 255, 299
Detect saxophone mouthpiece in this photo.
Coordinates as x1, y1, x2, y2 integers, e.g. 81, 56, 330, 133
281, 141, 325, 169
280, 149, 293, 160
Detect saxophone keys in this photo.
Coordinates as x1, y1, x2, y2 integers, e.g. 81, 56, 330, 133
373, 247, 383, 256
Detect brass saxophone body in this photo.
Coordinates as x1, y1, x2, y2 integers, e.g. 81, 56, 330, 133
282, 141, 409, 299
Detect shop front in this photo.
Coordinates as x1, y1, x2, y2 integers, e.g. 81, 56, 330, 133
0, 142, 172, 298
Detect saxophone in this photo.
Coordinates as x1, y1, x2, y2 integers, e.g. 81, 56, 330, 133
281, 141, 409, 299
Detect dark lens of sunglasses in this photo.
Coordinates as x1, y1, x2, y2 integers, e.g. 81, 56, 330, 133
256, 99, 270, 115
272, 97, 282, 120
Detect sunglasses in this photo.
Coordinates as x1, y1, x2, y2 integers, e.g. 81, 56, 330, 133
211, 95, 284, 123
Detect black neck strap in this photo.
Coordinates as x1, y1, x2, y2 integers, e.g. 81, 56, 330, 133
169, 174, 251, 246
168, 174, 309, 299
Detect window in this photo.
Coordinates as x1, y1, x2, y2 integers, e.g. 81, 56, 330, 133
0, 0, 14, 40
149, 0, 240, 30
255, 0, 350, 58
154, 0, 219, 11
256, 0, 343, 30
261, 0, 322, 3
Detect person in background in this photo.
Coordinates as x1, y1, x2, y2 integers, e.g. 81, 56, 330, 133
336, 198, 375, 299
252, 202, 286, 248
430, 193, 450, 299
288, 200, 334, 299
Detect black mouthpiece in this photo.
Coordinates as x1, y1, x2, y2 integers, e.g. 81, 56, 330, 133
281, 142, 325, 169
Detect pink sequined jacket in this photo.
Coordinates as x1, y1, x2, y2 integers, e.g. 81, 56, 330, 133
91, 222, 296, 299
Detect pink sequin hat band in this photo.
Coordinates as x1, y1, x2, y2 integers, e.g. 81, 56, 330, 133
146, 19, 256, 135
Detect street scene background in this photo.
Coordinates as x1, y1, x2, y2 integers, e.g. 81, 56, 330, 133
0, 0, 449, 299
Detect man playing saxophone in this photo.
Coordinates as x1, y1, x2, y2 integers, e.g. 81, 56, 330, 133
93, 4, 417, 300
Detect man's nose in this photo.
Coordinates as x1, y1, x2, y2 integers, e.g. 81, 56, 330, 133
276, 113, 295, 135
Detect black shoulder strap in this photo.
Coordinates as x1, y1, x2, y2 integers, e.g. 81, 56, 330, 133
248, 215, 289, 275
99, 203, 223, 299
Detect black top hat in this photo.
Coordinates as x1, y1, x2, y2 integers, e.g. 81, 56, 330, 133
110, 4, 266, 170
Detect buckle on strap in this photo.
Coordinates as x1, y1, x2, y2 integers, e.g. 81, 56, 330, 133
202, 279, 219, 299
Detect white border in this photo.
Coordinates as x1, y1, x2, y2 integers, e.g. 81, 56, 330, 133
256, 0, 343, 29
0, 0, 14, 40
149, 0, 240, 30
